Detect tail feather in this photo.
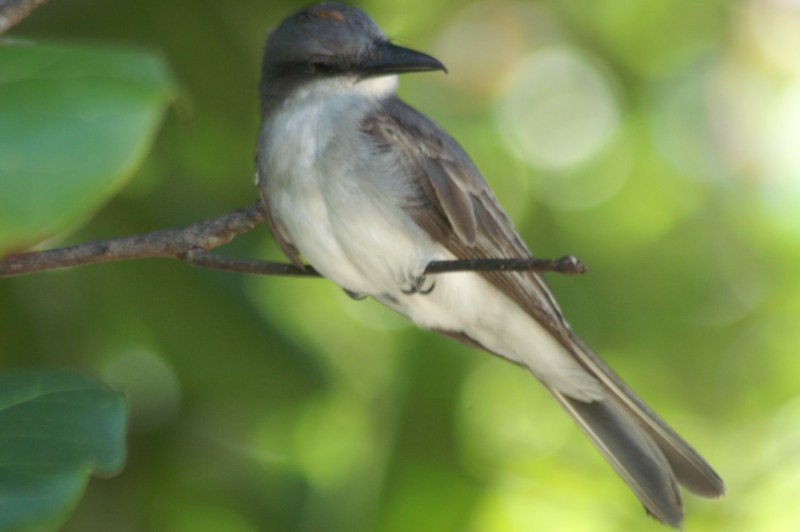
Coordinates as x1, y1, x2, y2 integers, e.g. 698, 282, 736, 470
634, 405, 725, 499
551, 390, 685, 527
566, 335, 725, 498
545, 336, 725, 527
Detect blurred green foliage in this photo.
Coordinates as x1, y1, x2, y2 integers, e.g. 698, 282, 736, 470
2, 0, 800, 530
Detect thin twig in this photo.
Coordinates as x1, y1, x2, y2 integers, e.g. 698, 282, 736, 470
426, 256, 586, 276
182, 248, 319, 277
179, 250, 586, 277
0, 0, 50, 34
0, 201, 586, 279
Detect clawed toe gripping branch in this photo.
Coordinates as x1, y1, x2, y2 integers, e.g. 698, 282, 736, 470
0, 201, 587, 280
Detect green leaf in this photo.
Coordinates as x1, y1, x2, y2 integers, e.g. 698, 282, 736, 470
0, 371, 127, 532
0, 42, 176, 255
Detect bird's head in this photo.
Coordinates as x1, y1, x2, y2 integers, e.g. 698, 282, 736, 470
261, 2, 446, 87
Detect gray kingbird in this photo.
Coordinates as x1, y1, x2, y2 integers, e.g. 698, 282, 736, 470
255, 3, 724, 526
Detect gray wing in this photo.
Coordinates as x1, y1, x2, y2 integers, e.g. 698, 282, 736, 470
362, 97, 568, 338
361, 97, 724, 526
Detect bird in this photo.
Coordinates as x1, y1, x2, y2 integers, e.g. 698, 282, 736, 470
255, 2, 724, 527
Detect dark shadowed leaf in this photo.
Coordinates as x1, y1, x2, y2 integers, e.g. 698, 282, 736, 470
0, 371, 127, 531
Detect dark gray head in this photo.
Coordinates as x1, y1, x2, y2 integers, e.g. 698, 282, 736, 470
260, 3, 445, 112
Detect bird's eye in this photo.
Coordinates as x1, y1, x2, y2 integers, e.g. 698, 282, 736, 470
309, 60, 336, 75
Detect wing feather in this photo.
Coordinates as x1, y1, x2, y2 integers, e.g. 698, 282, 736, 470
362, 97, 567, 333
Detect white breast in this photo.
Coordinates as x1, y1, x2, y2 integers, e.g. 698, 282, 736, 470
260, 75, 436, 295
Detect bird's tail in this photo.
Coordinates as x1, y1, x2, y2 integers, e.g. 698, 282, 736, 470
547, 337, 725, 528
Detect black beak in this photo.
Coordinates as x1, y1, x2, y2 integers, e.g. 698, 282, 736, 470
359, 42, 447, 77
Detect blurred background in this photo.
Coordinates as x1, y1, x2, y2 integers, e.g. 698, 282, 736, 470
2, 0, 800, 530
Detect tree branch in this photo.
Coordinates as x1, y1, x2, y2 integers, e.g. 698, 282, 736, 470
0, 201, 586, 279
0, 0, 50, 34
1, 202, 267, 278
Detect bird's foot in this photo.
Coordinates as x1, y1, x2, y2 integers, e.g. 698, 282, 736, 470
343, 289, 367, 301
401, 274, 435, 295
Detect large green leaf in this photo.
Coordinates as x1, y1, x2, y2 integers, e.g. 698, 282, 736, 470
0, 371, 127, 531
0, 42, 175, 255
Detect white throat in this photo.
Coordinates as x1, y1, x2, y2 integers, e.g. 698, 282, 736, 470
354, 74, 399, 99
287, 74, 398, 104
